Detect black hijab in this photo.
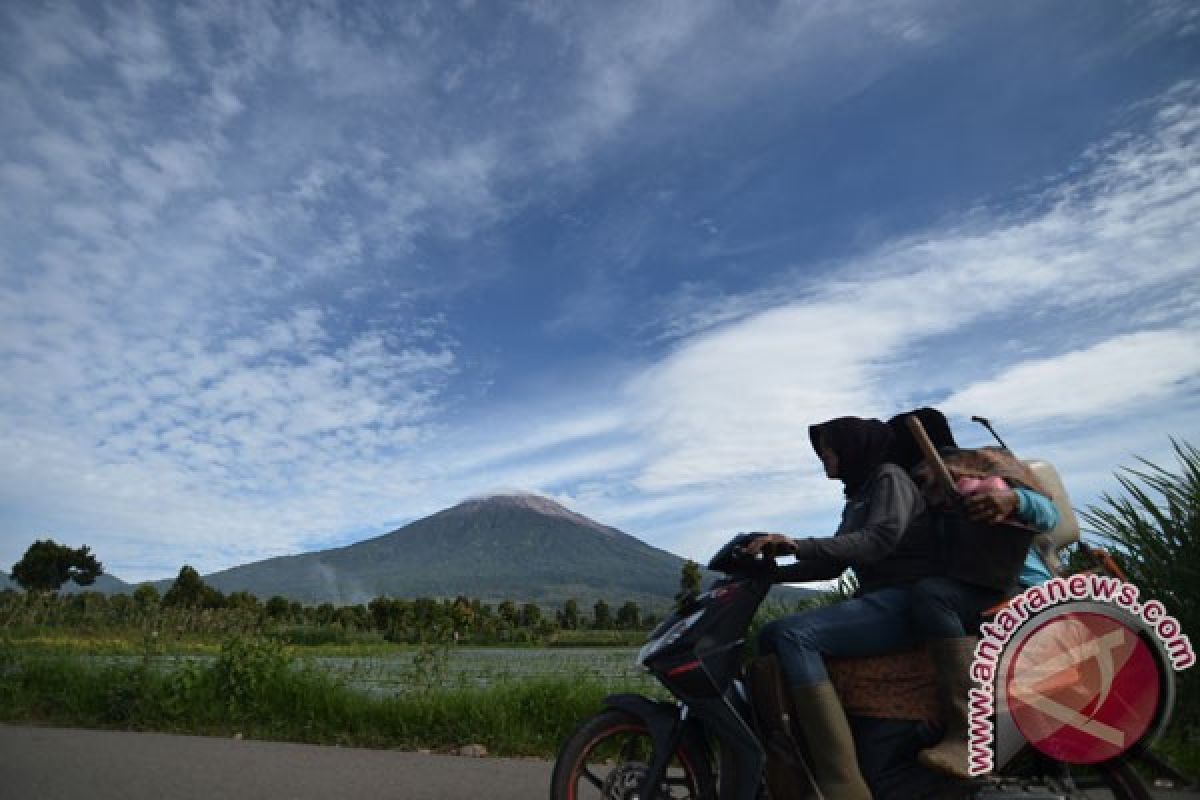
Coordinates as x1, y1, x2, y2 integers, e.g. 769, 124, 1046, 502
809, 416, 894, 496
885, 407, 958, 472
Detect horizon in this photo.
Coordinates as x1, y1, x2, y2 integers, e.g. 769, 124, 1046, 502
4, 490, 676, 587
2, 2, 1198, 583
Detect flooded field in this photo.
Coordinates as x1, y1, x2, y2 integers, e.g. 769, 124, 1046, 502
78, 647, 657, 694
320, 647, 654, 694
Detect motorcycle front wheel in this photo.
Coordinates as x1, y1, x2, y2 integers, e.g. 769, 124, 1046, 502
549, 709, 714, 800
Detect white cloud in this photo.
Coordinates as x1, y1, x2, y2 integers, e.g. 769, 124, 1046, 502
0, 297, 459, 577
51, 204, 117, 238
942, 330, 1200, 423
623, 80, 1200, 499
29, 131, 110, 188
447, 410, 628, 474
0, 163, 47, 196
6, 2, 110, 74
531, 1, 953, 164
469, 446, 644, 499
111, 5, 175, 92
1, 3, 1197, 582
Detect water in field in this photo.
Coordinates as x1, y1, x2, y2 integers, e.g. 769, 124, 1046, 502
318, 647, 656, 695
79, 647, 657, 695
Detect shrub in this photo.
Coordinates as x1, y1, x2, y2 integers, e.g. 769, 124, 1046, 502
1081, 440, 1199, 734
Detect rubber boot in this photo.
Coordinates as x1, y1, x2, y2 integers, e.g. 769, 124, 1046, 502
789, 681, 872, 800
918, 637, 978, 779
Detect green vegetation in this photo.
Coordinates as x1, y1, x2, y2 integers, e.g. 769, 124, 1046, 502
674, 559, 703, 610
1080, 439, 1199, 774
10, 539, 102, 593
544, 629, 648, 647
0, 564, 662, 756
0, 570, 656, 651
0, 635, 639, 756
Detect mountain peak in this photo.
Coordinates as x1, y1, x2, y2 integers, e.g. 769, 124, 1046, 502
451, 492, 615, 535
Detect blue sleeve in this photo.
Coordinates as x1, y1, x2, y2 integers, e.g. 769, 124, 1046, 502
1013, 488, 1060, 532
1019, 546, 1055, 587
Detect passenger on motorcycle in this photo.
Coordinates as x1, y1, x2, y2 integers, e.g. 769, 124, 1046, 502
887, 407, 1062, 780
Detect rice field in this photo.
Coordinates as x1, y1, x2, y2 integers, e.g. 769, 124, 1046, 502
38, 646, 659, 695
322, 647, 656, 694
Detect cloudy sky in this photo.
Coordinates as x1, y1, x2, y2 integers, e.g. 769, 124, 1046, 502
2, 1, 1198, 584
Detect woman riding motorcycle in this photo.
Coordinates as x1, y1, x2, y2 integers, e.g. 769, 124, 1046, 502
747, 415, 941, 799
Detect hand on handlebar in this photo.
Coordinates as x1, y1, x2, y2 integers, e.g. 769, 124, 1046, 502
743, 533, 797, 558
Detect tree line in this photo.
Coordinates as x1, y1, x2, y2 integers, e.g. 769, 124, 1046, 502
4, 546, 667, 645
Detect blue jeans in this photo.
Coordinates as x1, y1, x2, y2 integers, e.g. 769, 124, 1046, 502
758, 588, 919, 687
909, 577, 1004, 639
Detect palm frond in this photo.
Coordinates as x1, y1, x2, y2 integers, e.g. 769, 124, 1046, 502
1079, 439, 1199, 731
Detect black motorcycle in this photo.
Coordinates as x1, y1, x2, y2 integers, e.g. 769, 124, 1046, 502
549, 533, 1168, 800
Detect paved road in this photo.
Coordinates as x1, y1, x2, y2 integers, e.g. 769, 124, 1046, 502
1, 725, 553, 800
5, 724, 1196, 799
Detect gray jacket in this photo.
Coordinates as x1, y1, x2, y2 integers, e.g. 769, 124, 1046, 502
775, 463, 941, 592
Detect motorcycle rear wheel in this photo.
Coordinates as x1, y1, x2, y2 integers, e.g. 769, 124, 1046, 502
549, 709, 713, 800
1063, 759, 1153, 800
992, 754, 1154, 800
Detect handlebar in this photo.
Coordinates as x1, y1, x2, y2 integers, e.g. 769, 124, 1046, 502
707, 533, 780, 574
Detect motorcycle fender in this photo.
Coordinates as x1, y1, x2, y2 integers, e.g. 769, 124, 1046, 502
602, 693, 717, 796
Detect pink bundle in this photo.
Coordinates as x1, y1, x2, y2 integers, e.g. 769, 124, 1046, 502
955, 475, 1008, 495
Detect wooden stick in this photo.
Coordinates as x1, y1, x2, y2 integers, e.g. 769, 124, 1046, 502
906, 415, 960, 499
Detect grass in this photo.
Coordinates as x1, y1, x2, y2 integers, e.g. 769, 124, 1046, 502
544, 629, 648, 647
0, 626, 652, 656
2, 636, 1195, 779
0, 637, 650, 756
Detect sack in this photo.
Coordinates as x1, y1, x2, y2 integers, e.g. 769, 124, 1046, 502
911, 446, 1040, 592
940, 512, 1035, 592
748, 655, 819, 800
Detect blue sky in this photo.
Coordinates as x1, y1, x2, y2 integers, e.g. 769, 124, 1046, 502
1, 1, 1198, 584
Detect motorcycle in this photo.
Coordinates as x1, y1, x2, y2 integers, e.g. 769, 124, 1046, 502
549, 533, 1168, 800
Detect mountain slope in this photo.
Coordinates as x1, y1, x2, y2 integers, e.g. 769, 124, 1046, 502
194, 494, 689, 608
193, 494, 790, 610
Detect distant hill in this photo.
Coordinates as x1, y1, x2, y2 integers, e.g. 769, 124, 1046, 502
171, 493, 817, 612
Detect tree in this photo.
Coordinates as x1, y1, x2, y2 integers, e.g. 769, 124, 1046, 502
10, 539, 103, 593
162, 565, 222, 609
334, 604, 367, 630
675, 559, 703, 610
616, 600, 641, 630
558, 598, 580, 630
132, 584, 160, 609
450, 595, 475, 632
593, 599, 612, 629
227, 591, 262, 613
266, 595, 292, 620
519, 602, 542, 629
497, 599, 518, 627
